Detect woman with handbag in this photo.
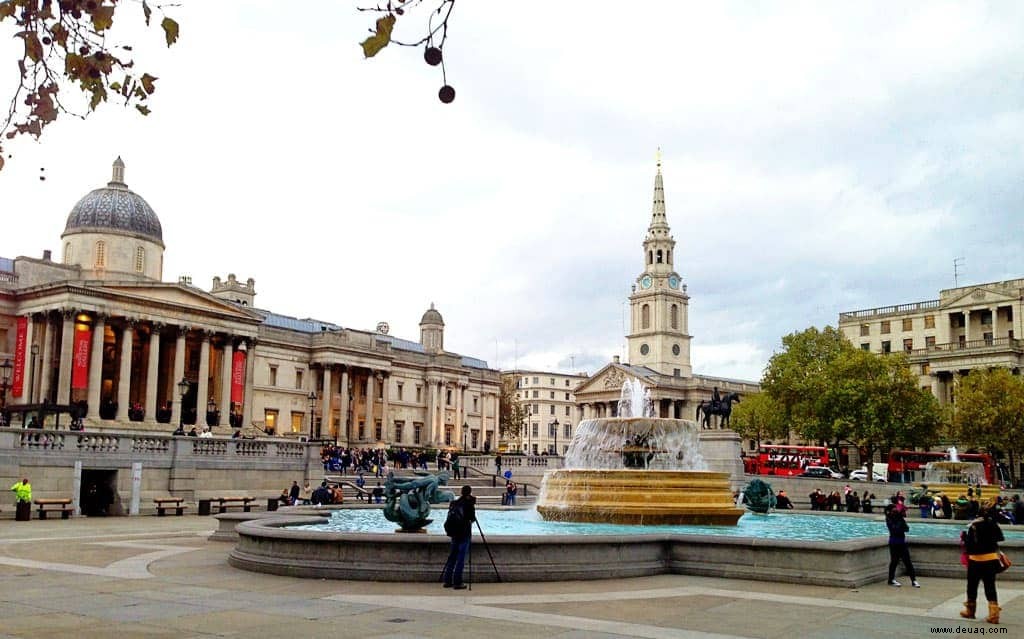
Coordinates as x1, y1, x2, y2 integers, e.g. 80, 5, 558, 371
960, 498, 1007, 624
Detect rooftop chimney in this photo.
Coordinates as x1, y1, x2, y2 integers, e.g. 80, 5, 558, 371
42, 249, 51, 261
613, 355, 620, 364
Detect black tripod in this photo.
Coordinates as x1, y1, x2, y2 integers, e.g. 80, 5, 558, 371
475, 519, 501, 583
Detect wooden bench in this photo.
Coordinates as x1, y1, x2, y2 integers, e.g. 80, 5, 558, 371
34, 498, 73, 520
212, 496, 255, 513
153, 497, 189, 516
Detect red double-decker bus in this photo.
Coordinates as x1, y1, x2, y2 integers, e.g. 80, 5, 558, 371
887, 450, 1008, 486
746, 445, 830, 476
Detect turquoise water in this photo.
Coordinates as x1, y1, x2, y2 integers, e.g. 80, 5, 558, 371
292, 508, 1024, 542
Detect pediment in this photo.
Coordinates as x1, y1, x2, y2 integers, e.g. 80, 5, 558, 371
86, 283, 261, 320
575, 363, 644, 396
941, 286, 1018, 309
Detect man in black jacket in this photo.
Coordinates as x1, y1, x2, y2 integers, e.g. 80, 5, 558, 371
442, 485, 476, 590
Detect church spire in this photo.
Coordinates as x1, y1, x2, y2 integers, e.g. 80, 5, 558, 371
648, 148, 670, 235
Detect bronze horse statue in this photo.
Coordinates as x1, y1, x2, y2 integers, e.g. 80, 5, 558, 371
696, 392, 741, 429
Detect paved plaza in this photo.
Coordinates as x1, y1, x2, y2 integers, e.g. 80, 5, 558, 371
0, 516, 1019, 639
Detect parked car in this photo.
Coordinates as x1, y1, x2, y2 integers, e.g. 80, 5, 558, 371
800, 466, 843, 479
849, 468, 887, 482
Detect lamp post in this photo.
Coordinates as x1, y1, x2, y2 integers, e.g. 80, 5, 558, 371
551, 418, 560, 456
28, 344, 38, 404
177, 377, 189, 432
206, 397, 217, 428
0, 358, 12, 421
462, 421, 469, 453
307, 391, 318, 441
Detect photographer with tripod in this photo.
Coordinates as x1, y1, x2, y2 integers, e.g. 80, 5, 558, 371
442, 485, 476, 590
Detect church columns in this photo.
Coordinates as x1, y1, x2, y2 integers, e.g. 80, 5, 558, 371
38, 314, 54, 402
87, 315, 105, 418
144, 324, 161, 422
964, 310, 972, 344
219, 339, 233, 428
320, 366, 332, 440
427, 377, 439, 444
115, 321, 134, 421
171, 328, 186, 426
196, 331, 211, 424
56, 310, 75, 405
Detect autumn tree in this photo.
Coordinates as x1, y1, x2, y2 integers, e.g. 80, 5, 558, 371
951, 368, 1024, 485
498, 375, 525, 451
730, 392, 788, 452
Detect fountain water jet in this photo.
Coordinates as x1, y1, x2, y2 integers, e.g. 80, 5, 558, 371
536, 379, 743, 526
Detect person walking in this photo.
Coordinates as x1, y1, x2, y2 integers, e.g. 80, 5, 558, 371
452, 455, 461, 480
495, 453, 502, 475
10, 477, 32, 521
885, 501, 921, 588
288, 481, 300, 506
441, 485, 476, 590
961, 498, 1006, 624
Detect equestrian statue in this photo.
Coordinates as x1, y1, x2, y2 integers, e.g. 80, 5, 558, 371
695, 386, 741, 430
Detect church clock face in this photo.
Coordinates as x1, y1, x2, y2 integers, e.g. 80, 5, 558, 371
640, 343, 650, 355
672, 344, 680, 356
668, 276, 679, 289
640, 275, 653, 289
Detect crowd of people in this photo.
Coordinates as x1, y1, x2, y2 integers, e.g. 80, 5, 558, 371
807, 486, 878, 514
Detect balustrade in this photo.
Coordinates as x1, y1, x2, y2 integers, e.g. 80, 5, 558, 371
20, 431, 65, 450
76, 434, 120, 452
234, 440, 268, 457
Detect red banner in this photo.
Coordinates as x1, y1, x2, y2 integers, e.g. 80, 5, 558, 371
11, 316, 27, 397
231, 351, 245, 404
71, 323, 91, 390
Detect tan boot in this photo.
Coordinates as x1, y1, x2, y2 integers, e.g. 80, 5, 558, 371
959, 601, 976, 619
985, 602, 1000, 624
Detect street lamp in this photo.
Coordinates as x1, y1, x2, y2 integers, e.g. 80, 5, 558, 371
177, 377, 189, 432
551, 418, 560, 456
0, 358, 12, 420
307, 391, 318, 441
462, 421, 469, 453
29, 344, 38, 404
206, 397, 217, 428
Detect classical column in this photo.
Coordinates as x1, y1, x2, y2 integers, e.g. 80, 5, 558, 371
379, 372, 389, 443
56, 309, 75, 405
38, 314, 54, 402
426, 377, 437, 444
991, 306, 1000, 339
219, 339, 233, 428
195, 331, 211, 427
144, 324, 162, 422
365, 372, 375, 441
491, 392, 499, 450
241, 339, 256, 429
87, 314, 105, 418
16, 315, 34, 406
454, 383, 463, 434
339, 367, 350, 444
964, 310, 971, 344
115, 321, 134, 422
321, 366, 332, 439
171, 327, 187, 426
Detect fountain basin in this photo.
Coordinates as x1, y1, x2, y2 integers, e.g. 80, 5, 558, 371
536, 469, 743, 525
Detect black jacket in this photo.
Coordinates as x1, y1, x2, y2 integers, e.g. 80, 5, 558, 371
447, 495, 476, 540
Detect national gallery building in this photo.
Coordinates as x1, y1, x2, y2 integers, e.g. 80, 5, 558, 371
0, 159, 500, 451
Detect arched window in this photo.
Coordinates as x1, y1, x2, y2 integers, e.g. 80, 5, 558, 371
656, 249, 663, 263
671, 304, 679, 329
667, 249, 671, 264
94, 241, 106, 268
641, 304, 650, 329
63, 242, 72, 264
648, 250, 653, 265
135, 246, 145, 273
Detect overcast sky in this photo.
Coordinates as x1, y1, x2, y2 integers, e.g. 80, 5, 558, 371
2, 1, 1022, 381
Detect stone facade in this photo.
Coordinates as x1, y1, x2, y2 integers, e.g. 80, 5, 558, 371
0, 159, 500, 451
838, 278, 1024, 405
502, 369, 588, 454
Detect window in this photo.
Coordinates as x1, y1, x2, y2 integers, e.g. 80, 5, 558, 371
532, 390, 538, 398
984, 332, 993, 345
135, 246, 145, 273
648, 250, 653, 265
549, 391, 554, 399
295, 369, 303, 390
981, 312, 993, 326
532, 377, 538, 384
416, 386, 422, 402
925, 336, 935, 348
532, 424, 539, 437
656, 249, 663, 263
445, 426, 452, 446
375, 420, 382, 441
358, 421, 365, 439
264, 409, 278, 432
861, 343, 870, 351
564, 424, 571, 438
565, 393, 570, 400
550, 377, 555, 385
922, 363, 930, 375
674, 368, 681, 377
64, 242, 72, 264
377, 381, 384, 400
94, 240, 106, 268
533, 403, 539, 412
290, 411, 304, 434
903, 338, 913, 352
565, 379, 570, 387
446, 389, 452, 405
473, 396, 478, 411
549, 405, 555, 415
859, 324, 869, 336
549, 423, 557, 437
397, 382, 403, 400
394, 421, 404, 443
413, 422, 422, 444
671, 304, 679, 329
565, 406, 570, 416
881, 321, 891, 334
642, 304, 650, 329
269, 365, 277, 386
522, 376, 528, 385
924, 315, 935, 329
881, 340, 891, 353
902, 318, 913, 331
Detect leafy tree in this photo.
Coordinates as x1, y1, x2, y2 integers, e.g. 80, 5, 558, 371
761, 326, 854, 443
951, 368, 1024, 486
730, 392, 788, 452
819, 349, 943, 481
498, 375, 525, 451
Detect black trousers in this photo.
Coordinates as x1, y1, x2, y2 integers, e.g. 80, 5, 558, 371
966, 559, 1000, 603
888, 543, 916, 581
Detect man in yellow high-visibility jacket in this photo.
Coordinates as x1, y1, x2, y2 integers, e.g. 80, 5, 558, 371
10, 478, 31, 502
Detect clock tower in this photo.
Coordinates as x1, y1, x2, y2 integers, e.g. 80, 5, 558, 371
627, 153, 692, 376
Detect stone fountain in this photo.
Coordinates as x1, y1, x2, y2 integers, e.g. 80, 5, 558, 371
535, 379, 744, 526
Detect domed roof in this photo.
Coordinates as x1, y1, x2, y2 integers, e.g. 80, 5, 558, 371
420, 303, 444, 325
62, 157, 163, 245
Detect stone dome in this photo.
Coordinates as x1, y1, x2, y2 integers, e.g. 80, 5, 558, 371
420, 303, 444, 325
62, 157, 164, 245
